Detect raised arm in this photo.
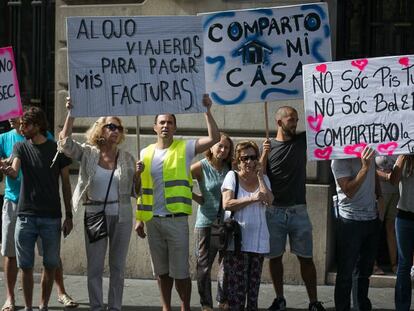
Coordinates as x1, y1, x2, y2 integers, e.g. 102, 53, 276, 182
336, 146, 374, 199
191, 161, 204, 205
195, 94, 220, 155
388, 155, 407, 185
133, 160, 143, 196
59, 97, 75, 140
256, 165, 274, 206
260, 139, 271, 175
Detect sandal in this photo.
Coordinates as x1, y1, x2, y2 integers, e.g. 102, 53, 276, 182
57, 294, 78, 308
1, 301, 15, 311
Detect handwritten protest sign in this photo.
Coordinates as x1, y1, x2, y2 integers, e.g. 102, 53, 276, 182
0, 47, 22, 121
67, 16, 205, 117
304, 55, 414, 161
201, 3, 331, 105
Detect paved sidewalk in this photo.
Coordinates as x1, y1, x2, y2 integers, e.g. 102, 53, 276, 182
0, 272, 397, 310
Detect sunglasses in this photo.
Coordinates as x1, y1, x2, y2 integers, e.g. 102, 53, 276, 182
240, 155, 258, 162
104, 123, 124, 132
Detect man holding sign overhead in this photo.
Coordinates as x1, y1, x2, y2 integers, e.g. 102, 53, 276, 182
135, 94, 219, 311
262, 106, 325, 311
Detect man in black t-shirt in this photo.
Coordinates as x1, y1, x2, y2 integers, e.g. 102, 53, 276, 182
262, 106, 324, 311
0, 107, 72, 311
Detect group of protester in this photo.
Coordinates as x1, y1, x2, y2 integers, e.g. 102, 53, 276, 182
0, 94, 413, 311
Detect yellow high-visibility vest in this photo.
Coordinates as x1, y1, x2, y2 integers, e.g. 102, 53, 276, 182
136, 140, 193, 222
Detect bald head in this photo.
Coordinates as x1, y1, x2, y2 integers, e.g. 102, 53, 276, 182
275, 106, 298, 122
275, 106, 298, 140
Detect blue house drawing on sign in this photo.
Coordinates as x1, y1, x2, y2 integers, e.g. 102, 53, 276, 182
236, 40, 273, 65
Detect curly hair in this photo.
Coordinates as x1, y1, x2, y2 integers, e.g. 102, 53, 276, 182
204, 132, 233, 169
22, 106, 48, 136
85, 116, 126, 146
233, 140, 260, 168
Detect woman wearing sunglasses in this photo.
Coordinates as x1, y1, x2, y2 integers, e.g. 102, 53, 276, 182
191, 132, 234, 311
221, 141, 273, 311
58, 98, 139, 311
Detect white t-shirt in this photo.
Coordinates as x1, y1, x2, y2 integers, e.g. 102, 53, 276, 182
221, 171, 270, 254
140, 140, 196, 216
87, 165, 119, 216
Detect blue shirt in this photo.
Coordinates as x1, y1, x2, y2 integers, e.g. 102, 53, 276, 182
0, 129, 54, 203
195, 158, 229, 227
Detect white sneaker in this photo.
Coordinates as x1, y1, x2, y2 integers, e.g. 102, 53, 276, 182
410, 266, 414, 280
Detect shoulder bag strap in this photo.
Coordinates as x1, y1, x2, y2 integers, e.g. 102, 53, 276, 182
103, 152, 119, 212
216, 170, 239, 221
230, 170, 239, 219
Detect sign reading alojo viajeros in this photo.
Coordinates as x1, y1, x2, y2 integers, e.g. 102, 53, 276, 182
67, 16, 205, 117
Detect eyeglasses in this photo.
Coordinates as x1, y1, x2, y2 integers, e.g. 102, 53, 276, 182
240, 155, 258, 162
104, 123, 124, 132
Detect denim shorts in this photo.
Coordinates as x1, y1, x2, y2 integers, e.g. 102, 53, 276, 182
15, 216, 61, 269
266, 204, 313, 258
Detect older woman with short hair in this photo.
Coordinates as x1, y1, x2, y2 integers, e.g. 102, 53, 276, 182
221, 141, 273, 311
58, 99, 139, 311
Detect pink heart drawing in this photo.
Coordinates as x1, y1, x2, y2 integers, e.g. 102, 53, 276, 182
351, 59, 368, 71
343, 143, 367, 158
307, 114, 323, 132
377, 142, 398, 155
399, 57, 409, 67
315, 64, 327, 73
314, 146, 332, 160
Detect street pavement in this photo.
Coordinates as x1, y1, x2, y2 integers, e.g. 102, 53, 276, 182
0, 272, 398, 310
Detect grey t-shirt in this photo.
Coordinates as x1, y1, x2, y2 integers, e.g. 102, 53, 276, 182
375, 155, 399, 194
331, 158, 377, 221
397, 162, 414, 213
266, 132, 306, 206
13, 139, 72, 218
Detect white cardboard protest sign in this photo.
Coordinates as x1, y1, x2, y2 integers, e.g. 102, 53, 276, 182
304, 55, 414, 161
67, 16, 206, 117
201, 3, 331, 105
0, 46, 23, 121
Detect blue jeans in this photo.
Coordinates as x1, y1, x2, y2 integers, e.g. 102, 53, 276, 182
334, 217, 380, 311
395, 217, 414, 311
15, 216, 61, 269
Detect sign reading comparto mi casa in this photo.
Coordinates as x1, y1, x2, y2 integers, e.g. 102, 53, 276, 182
201, 3, 331, 105
0, 46, 22, 122
304, 55, 414, 161
67, 16, 206, 117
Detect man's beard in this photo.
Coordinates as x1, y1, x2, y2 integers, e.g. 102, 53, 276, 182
281, 124, 296, 138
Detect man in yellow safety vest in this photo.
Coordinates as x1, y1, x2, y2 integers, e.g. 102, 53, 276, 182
135, 94, 220, 311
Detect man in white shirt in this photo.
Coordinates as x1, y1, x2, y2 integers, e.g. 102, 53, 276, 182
135, 94, 220, 311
